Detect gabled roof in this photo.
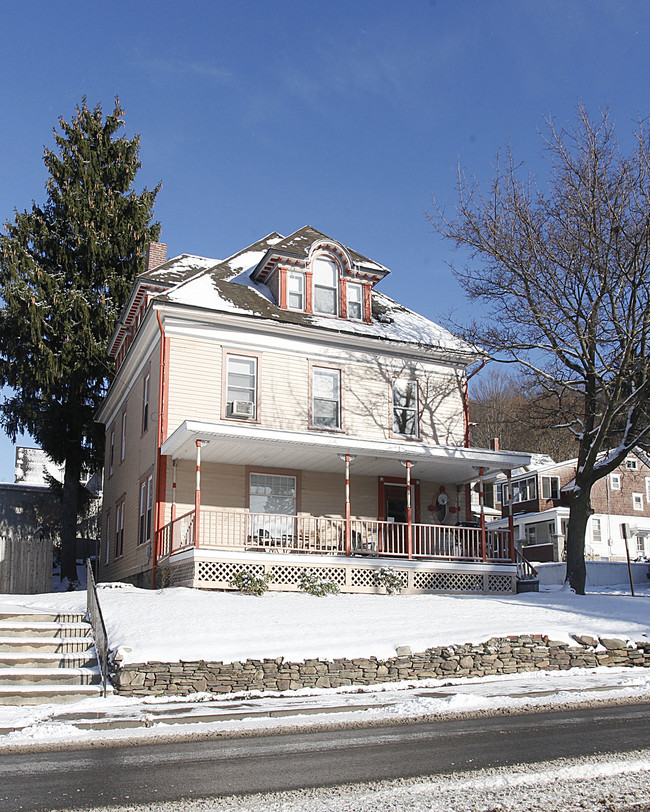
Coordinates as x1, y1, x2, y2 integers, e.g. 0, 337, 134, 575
109, 228, 477, 360
248, 225, 390, 284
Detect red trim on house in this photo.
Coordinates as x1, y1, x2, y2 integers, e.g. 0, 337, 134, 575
377, 476, 421, 523
305, 270, 313, 313
340, 278, 348, 319
279, 267, 287, 309
152, 313, 169, 588
363, 284, 372, 322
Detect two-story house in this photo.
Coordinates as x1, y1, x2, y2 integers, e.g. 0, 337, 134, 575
97, 227, 530, 594
487, 450, 650, 562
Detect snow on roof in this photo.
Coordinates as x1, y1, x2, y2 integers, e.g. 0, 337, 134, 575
13, 447, 63, 486
153, 229, 474, 356
137, 254, 221, 286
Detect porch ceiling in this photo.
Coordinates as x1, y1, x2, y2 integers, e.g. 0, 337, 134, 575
161, 421, 530, 484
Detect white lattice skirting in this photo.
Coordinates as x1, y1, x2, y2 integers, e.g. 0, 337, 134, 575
159, 550, 517, 594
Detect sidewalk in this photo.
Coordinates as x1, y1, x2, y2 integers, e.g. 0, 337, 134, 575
2, 665, 649, 750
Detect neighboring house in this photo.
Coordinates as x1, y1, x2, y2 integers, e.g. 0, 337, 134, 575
96, 227, 531, 594
0, 448, 62, 593
487, 450, 650, 562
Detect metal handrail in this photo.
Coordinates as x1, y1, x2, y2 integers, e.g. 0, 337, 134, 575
86, 558, 109, 698
514, 546, 539, 580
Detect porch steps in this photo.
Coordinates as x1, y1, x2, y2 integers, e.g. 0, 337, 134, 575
0, 612, 109, 705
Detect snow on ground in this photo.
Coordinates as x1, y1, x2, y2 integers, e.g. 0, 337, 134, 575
1, 583, 649, 666
1, 583, 649, 750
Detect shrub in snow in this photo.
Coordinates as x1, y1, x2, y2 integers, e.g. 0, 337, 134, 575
298, 571, 340, 596
373, 567, 404, 595
230, 570, 271, 596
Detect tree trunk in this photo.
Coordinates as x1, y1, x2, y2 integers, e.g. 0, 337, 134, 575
565, 486, 592, 595
60, 447, 81, 584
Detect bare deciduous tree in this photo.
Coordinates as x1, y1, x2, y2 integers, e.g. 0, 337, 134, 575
469, 368, 580, 461
430, 106, 650, 594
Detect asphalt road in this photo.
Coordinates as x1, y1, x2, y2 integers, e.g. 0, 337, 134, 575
2, 702, 649, 812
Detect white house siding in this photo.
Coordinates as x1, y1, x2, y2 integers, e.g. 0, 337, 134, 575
166, 334, 222, 431
163, 323, 465, 445
100, 340, 161, 585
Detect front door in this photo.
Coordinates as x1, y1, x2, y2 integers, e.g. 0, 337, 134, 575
378, 478, 420, 555
385, 485, 407, 523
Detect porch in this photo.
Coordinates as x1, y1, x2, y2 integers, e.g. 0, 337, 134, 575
160, 509, 513, 561
154, 421, 530, 594
157, 509, 516, 594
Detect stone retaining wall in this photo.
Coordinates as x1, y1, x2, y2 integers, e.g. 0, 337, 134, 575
112, 633, 650, 696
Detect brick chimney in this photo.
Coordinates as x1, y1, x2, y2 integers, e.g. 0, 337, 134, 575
145, 242, 167, 272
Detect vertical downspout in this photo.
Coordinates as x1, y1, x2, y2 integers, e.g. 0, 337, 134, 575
152, 310, 168, 589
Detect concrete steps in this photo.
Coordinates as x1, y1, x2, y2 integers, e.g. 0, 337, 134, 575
0, 611, 108, 705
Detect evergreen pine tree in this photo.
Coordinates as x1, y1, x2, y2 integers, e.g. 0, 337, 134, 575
0, 98, 160, 583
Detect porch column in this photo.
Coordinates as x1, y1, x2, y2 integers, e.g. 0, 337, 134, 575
339, 454, 355, 556
171, 458, 179, 522
405, 460, 413, 559
194, 440, 201, 547
345, 454, 352, 556
479, 466, 487, 562
507, 469, 515, 562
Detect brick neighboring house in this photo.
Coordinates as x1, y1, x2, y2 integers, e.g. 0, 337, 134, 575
96, 227, 532, 594
487, 450, 650, 562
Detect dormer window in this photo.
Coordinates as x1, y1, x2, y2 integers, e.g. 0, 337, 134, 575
347, 283, 363, 320
287, 271, 304, 311
313, 256, 338, 315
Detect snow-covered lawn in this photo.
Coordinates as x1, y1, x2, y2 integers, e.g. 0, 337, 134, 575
1, 582, 649, 665
1, 583, 649, 751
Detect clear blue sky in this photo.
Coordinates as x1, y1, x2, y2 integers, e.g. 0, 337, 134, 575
1, 0, 649, 481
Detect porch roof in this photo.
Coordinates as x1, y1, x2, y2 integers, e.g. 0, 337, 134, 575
161, 421, 531, 484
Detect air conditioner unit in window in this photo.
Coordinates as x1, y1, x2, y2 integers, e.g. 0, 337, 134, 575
231, 400, 255, 418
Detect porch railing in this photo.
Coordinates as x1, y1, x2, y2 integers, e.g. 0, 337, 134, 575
158, 509, 513, 563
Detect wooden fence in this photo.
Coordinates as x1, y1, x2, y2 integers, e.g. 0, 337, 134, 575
0, 537, 52, 594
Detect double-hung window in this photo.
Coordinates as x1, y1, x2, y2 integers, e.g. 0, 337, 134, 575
108, 429, 115, 477
226, 355, 257, 419
313, 257, 338, 315
511, 476, 536, 503
347, 283, 363, 320
541, 475, 560, 500
312, 367, 340, 429
115, 501, 124, 558
393, 379, 418, 437
592, 517, 602, 544
287, 272, 305, 310
633, 492, 644, 511
142, 373, 150, 434
120, 411, 127, 462
138, 474, 153, 546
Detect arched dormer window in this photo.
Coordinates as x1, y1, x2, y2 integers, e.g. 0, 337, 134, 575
312, 255, 339, 316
